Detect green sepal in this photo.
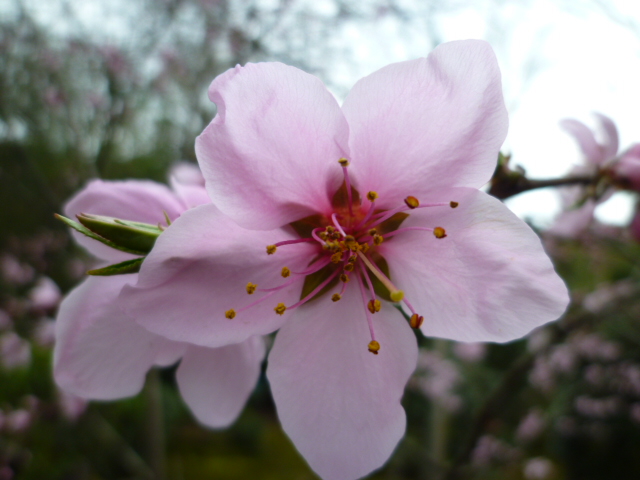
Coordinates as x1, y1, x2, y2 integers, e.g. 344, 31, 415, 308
76, 213, 162, 254
87, 257, 144, 276
55, 214, 149, 256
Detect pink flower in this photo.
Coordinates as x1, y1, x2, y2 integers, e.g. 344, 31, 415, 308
120, 40, 568, 480
54, 174, 265, 429
551, 113, 640, 237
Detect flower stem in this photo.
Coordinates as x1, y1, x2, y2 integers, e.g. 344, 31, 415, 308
145, 369, 167, 480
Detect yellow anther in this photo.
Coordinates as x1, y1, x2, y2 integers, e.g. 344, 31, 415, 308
361, 243, 370, 253
450, 201, 459, 208
348, 255, 357, 263
433, 227, 447, 239
373, 234, 384, 246
410, 313, 424, 329
331, 252, 343, 264
368, 228, 378, 236
367, 191, 379, 202
266, 245, 277, 255
390, 290, 404, 302
340, 273, 350, 283
281, 267, 291, 278
319, 231, 328, 240
225, 309, 236, 319
344, 234, 356, 244
404, 196, 420, 209
331, 293, 342, 302
326, 226, 335, 233
246, 283, 257, 294
367, 299, 381, 314
344, 263, 355, 272
274, 303, 287, 315
338, 158, 350, 167
368, 340, 381, 355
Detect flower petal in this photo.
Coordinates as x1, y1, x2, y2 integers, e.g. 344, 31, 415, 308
195, 62, 349, 230
169, 162, 211, 209
342, 40, 508, 208
379, 188, 569, 342
594, 112, 619, 161
560, 119, 603, 165
64, 180, 186, 261
267, 292, 417, 480
548, 200, 597, 238
176, 337, 265, 428
54, 275, 182, 399
120, 204, 317, 348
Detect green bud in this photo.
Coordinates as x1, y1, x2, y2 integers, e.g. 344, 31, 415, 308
76, 213, 162, 254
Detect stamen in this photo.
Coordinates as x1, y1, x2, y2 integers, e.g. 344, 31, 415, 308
410, 313, 424, 329
382, 226, 434, 239
358, 263, 377, 304
367, 191, 379, 202
450, 201, 459, 208
343, 263, 355, 272
274, 303, 287, 315
266, 245, 277, 255
257, 276, 299, 292
332, 293, 341, 302
331, 213, 347, 237
433, 227, 447, 239
331, 251, 344, 264
368, 299, 381, 314
373, 234, 384, 245
356, 273, 378, 354
281, 267, 291, 278
235, 289, 280, 313
274, 238, 316, 247
246, 283, 257, 294
357, 251, 404, 302
368, 341, 380, 355
339, 158, 354, 217
340, 273, 350, 283
404, 196, 420, 209
368, 228, 377, 236
225, 309, 236, 319
291, 257, 331, 276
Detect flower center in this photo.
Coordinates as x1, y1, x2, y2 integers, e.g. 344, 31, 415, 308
224, 159, 458, 355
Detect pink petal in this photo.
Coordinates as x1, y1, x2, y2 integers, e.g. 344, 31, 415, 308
548, 200, 597, 238
380, 188, 569, 342
594, 113, 619, 161
342, 40, 508, 208
195, 62, 349, 230
559, 119, 604, 165
64, 180, 186, 261
169, 162, 211, 209
120, 204, 317, 347
615, 144, 640, 190
267, 292, 417, 480
177, 337, 265, 428
54, 275, 183, 399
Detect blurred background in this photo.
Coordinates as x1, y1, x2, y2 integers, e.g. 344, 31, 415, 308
1, 0, 640, 478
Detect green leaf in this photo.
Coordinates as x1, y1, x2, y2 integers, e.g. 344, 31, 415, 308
77, 213, 162, 254
55, 214, 149, 255
87, 257, 144, 276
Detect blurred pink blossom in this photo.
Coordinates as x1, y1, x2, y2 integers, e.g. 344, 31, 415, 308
28, 276, 61, 311
33, 318, 56, 346
1, 254, 34, 285
516, 408, 546, 443
0, 333, 31, 370
0, 310, 12, 331
453, 342, 486, 362
5, 409, 31, 432
57, 389, 88, 421
523, 457, 553, 480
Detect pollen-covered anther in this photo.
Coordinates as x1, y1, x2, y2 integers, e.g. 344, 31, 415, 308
274, 303, 287, 315
266, 245, 277, 255
390, 290, 404, 302
348, 255, 357, 263
368, 340, 381, 355
368, 228, 377, 236
450, 201, 459, 208
281, 267, 291, 278
361, 243, 370, 253
344, 263, 355, 272
338, 158, 350, 167
367, 299, 381, 314
245, 283, 257, 294
331, 252, 343, 264
373, 234, 384, 246
367, 191, 379, 202
340, 273, 350, 283
433, 227, 447, 239
225, 309, 236, 319
331, 293, 341, 302
410, 313, 424, 329
404, 196, 420, 209
319, 231, 328, 241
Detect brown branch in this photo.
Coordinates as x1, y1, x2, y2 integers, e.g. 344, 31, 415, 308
488, 173, 594, 200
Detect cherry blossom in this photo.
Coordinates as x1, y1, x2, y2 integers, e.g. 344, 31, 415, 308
54, 165, 265, 429
120, 40, 568, 480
